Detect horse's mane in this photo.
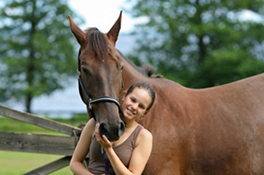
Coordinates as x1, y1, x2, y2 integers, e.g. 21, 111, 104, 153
118, 50, 163, 78
85, 28, 108, 61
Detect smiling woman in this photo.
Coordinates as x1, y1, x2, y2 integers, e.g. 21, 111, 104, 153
121, 82, 155, 123
70, 82, 156, 175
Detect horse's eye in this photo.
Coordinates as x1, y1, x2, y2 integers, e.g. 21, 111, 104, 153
120, 65, 124, 72
82, 67, 91, 77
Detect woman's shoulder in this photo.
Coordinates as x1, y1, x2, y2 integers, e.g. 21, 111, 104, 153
136, 125, 153, 146
82, 118, 96, 136
87, 118, 96, 125
140, 128, 152, 139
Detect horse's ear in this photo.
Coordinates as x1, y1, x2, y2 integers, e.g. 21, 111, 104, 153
107, 11, 122, 46
68, 15, 87, 45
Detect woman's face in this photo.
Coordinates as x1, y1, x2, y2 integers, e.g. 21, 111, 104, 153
121, 87, 152, 122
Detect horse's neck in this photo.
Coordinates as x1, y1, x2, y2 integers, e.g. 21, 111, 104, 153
120, 53, 187, 101
121, 56, 183, 91
122, 59, 148, 89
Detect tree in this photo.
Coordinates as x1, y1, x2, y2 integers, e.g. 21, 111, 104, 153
126, 0, 264, 88
0, 0, 83, 112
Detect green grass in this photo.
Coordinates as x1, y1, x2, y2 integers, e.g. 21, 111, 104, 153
0, 114, 89, 174
0, 151, 72, 175
0, 114, 88, 133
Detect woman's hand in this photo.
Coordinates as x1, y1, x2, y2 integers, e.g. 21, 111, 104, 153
95, 123, 112, 149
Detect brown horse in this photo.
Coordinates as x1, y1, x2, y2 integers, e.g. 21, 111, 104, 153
69, 12, 264, 174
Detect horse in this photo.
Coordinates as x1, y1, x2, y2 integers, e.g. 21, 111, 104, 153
68, 12, 264, 174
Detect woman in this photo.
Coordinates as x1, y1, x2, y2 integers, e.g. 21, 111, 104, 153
70, 82, 156, 175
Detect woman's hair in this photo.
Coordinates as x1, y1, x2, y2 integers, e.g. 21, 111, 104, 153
126, 82, 155, 110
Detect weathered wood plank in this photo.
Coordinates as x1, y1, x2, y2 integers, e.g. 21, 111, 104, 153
23, 156, 90, 175
0, 105, 82, 136
23, 156, 71, 175
0, 132, 78, 156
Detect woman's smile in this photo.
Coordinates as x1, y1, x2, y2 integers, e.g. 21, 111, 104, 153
126, 108, 134, 116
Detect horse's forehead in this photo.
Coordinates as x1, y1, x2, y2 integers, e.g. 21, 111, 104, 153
80, 43, 121, 72
104, 34, 120, 58
78, 29, 121, 70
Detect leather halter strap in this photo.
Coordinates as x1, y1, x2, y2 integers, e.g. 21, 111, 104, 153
77, 49, 123, 120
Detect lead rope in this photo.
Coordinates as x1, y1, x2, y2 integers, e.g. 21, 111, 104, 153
101, 146, 109, 175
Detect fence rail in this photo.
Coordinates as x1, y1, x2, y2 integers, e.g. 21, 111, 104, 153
0, 131, 76, 155
0, 105, 82, 136
23, 156, 72, 175
0, 104, 87, 174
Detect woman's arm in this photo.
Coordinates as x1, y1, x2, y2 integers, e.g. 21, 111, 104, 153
70, 118, 96, 175
95, 124, 153, 175
126, 129, 153, 174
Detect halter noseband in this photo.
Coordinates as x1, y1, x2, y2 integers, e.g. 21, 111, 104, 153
77, 50, 123, 120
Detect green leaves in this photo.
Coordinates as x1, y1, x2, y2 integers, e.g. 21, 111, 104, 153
127, 0, 264, 88
0, 0, 84, 112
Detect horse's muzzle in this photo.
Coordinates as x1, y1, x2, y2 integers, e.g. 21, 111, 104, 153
99, 120, 125, 141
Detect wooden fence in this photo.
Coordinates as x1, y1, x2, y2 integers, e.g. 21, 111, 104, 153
0, 104, 88, 174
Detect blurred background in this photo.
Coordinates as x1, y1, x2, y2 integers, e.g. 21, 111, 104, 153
1, 0, 264, 117
0, 0, 264, 174
0, 0, 137, 116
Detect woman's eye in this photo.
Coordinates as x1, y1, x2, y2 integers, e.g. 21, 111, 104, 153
139, 105, 145, 109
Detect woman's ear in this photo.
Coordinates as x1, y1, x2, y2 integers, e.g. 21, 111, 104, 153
120, 90, 127, 102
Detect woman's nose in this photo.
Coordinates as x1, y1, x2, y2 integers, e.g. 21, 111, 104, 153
131, 103, 138, 110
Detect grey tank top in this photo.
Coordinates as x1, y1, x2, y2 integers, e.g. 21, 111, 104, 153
88, 124, 144, 175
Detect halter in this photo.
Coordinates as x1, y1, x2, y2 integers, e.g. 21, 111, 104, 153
77, 50, 123, 120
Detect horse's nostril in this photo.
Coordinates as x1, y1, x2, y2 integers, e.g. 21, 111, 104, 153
99, 121, 125, 141
118, 121, 125, 137
99, 122, 109, 138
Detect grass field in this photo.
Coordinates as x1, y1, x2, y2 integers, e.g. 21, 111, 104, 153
0, 151, 72, 175
0, 114, 88, 175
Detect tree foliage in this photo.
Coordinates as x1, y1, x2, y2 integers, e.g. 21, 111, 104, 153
0, 0, 83, 112
126, 0, 264, 88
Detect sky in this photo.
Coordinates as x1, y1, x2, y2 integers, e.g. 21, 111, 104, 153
68, 0, 263, 34
68, 0, 136, 33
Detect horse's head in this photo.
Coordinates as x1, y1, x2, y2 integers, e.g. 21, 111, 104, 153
68, 12, 125, 141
